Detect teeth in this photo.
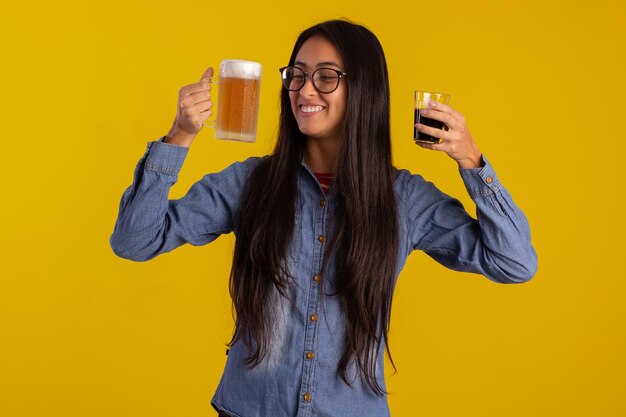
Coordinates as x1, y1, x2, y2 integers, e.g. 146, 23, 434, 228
301, 105, 324, 113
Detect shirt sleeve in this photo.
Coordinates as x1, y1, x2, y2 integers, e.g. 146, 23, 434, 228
401, 155, 538, 283
110, 136, 263, 261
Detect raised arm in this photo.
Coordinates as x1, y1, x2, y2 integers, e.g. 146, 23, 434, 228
401, 157, 537, 284
110, 138, 263, 261
408, 99, 537, 283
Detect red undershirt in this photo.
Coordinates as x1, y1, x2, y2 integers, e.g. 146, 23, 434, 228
313, 173, 334, 194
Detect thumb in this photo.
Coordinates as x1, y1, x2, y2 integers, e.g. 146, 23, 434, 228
200, 66, 214, 83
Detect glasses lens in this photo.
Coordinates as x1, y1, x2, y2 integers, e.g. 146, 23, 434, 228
313, 68, 340, 93
282, 67, 305, 91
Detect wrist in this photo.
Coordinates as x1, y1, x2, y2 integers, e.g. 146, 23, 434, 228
457, 151, 484, 170
164, 127, 196, 148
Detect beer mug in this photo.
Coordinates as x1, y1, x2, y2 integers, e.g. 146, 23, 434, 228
205, 60, 262, 142
414, 90, 451, 144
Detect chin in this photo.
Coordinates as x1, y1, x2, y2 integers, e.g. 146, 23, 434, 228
301, 130, 326, 139
297, 124, 322, 137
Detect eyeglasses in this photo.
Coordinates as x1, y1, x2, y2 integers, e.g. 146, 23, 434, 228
279, 66, 347, 94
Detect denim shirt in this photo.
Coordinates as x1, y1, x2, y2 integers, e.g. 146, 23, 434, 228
110, 137, 537, 417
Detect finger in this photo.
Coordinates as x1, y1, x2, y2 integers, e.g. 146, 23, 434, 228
415, 123, 453, 141
419, 108, 460, 130
200, 67, 214, 82
199, 108, 213, 120
182, 98, 213, 114
428, 100, 464, 121
196, 99, 213, 110
180, 101, 213, 125
414, 139, 446, 152
180, 81, 212, 97
180, 90, 212, 107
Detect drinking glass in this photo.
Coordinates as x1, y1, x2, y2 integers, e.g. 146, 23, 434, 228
414, 90, 451, 143
205, 60, 262, 142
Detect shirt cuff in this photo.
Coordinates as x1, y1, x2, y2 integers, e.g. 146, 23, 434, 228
458, 155, 501, 198
144, 136, 189, 175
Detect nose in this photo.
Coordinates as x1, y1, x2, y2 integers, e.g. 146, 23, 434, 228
299, 75, 317, 96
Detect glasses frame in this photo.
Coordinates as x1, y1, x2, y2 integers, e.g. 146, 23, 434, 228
279, 66, 348, 94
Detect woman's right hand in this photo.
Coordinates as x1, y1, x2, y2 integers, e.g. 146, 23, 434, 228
164, 67, 214, 147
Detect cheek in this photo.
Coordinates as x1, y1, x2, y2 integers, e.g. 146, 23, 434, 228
334, 95, 347, 121
334, 89, 347, 117
289, 93, 298, 114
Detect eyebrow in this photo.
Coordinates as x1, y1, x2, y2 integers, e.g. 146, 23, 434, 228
294, 60, 343, 69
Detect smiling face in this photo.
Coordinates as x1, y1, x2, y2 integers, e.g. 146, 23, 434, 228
289, 35, 347, 143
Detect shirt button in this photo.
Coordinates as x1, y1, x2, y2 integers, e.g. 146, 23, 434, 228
318, 235, 326, 243
310, 313, 318, 322
306, 351, 315, 360
320, 199, 327, 207
485, 176, 493, 184
313, 274, 322, 283
303, 393, 312, 401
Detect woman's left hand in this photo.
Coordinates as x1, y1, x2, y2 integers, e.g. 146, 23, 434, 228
415, 100, 484, 169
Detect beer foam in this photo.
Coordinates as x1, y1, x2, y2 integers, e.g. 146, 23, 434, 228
220, 60, 262, 79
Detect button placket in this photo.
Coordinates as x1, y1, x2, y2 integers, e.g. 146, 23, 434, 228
297, 188, 328, 414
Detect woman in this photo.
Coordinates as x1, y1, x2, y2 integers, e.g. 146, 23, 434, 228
111, 19, 537, 417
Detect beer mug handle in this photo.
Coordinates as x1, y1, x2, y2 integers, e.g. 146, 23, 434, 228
203, 78, 219, 128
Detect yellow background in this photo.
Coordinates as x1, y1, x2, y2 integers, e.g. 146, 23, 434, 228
1, 0, 625, 416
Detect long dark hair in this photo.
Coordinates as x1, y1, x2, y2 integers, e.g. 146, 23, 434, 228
227, 19, 399, 396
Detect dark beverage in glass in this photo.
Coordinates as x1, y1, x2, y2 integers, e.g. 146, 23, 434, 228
414, 108, 445, 143
414, 90, 450, 144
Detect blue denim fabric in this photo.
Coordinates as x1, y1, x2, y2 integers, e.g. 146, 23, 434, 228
110, 137, 537, 417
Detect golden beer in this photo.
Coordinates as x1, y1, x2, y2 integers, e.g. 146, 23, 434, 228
214, 60, 262, 142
